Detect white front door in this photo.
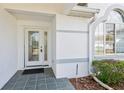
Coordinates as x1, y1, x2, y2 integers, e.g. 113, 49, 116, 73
25, 28, 45, 67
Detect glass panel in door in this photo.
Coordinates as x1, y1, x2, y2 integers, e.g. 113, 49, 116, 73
28, 31, 39, 61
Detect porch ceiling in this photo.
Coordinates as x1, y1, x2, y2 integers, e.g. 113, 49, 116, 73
1, 3, 68, 13
6, 8, 56, 21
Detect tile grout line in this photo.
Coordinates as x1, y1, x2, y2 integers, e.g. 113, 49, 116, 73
10, 75, 21, 90
23, 76, 29, 90
11, 79, 18, 90
55, 77, 58, 90
35, 75, 37, 90
45, 75, 48, 89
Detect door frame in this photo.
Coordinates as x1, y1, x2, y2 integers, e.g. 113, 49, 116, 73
24, 27, 51, 69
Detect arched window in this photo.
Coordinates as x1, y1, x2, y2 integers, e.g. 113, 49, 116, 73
95, 9, 124, 55
107, 10, 124, 23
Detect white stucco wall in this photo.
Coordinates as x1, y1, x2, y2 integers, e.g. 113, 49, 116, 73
51, 17, 57, 75
56, 14, 89, 60
56, 32, 88, 59
56, 14, 88, 31
55, 14, 90, 78
0, 8, 17, 89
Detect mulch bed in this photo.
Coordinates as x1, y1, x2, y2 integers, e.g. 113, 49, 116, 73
70, 76, 124, 90
108, 81, 124, 90
69, 76, 106, 90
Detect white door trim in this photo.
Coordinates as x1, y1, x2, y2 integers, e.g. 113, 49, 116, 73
25, 28, 44, 67
24, 27, 51, 69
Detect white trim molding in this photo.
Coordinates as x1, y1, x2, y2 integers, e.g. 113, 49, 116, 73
56, 58, 89, 64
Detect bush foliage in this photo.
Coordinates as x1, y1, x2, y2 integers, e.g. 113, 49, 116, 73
92, 59, 124, 84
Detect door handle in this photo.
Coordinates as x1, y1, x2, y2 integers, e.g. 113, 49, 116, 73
40, 49, 42, 52
40, 46, 42, 52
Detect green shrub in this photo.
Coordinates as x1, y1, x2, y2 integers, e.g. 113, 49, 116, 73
92, 59, 124, 84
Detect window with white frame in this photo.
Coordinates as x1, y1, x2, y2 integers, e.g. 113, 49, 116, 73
95, 9, 124, 55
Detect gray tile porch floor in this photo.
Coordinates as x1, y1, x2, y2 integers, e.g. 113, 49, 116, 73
2, 68, 75, 90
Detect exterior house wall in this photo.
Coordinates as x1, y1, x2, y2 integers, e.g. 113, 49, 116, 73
0, 8, 17, 89
55, 14, 90, 78
51, 17, 57, 76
